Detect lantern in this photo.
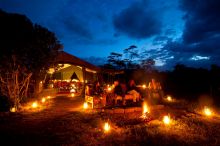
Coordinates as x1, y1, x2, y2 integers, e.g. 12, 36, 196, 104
10, 107, 16, 112
167, 96, 172, 101
32, 102, 38, 108
143, 102, 149, 114
104, 122, 110, 132
204, 107, 212, 116
163, 115, 171, 125
41, 98, 46, 103
83, 102, 88, 109
107, 87, 112, 92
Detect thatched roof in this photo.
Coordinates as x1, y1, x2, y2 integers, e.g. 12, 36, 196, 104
55, 51, 100, 72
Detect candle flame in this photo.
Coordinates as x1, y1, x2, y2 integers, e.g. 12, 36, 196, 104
32, 102, 38, 108
41, 98, 46, 103
163, 115, 171, 125
204, 107, 212, 116
143, 103, 149, 114
10, 107, 16, 112
167, 96, 172, 101
83, 102, 88, 109
107, 87, 112, 91
104, 122, 110, 132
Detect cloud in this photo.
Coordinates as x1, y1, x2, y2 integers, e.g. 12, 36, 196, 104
113, 0, 162, 39
153, 0, 220, 69
61, 15, 93, 40
165, 29, 176, 36
180, 0, 220, 44
153, 35, 171, 45
83, 56, 107, 66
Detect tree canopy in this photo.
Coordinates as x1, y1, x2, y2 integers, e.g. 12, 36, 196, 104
0, 9, 62, 109
0, 9, 62, 77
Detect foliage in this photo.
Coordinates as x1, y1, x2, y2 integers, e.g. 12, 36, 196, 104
107, 52, 125, 69
123, 45, 139, 69
0, 10, 62, 109
140, 58, 155, 71
104, 45, 155, 70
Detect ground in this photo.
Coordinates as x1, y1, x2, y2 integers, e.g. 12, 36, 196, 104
0, 96, 220, 146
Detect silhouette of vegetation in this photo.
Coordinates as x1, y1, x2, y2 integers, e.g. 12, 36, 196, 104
104, 45, 155, 71
103, 47, 220, 105
0, 10, 62, 110
123, 45, 139, 69
107, 52, 125, 69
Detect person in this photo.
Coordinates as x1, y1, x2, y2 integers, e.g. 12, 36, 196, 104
147, 78, 163, 104
126, 79, 140, 103
127, 79, 138, 92
112, 80, 123, 105
93, 81, 103, 95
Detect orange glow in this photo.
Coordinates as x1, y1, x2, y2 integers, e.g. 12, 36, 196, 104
143, 102, 149, 114
104, 122, 110, 132
32, 102, 38, 108
83, 102, 88, 109
10, 107, 16, 112
47, 96, 51, 99
107, 87, 112, 92
163, 115, 171, 125
204, 107, 212, 116
71, 93, 75, 97
167, 96, 172, 101
41, 98, 46, 103
142, 84, 146, 89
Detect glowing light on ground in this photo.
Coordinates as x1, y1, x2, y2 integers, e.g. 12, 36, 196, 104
107, 87, 112, 92
204, 107, 212, 116
83, 102, 88, 109
163, 115, 171, 125
167, 96, 172, 101
32, 102, 38, 108
10, 107, 16, 112
143, 102, 149, 114
71, 93, 75, 97
41, 98, 46, 103
104, 122, 110, 132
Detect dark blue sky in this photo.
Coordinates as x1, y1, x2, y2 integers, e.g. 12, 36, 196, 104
1, 0, 220, 70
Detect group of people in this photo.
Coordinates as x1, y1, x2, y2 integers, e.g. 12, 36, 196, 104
85, 79, 141, 106
85, 78, 164, 107
110, 80, 141, 105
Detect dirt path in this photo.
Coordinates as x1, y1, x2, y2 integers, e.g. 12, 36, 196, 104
0, 96, 85, 146
1, 97, 220, 146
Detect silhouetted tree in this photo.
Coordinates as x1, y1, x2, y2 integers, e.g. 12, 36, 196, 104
107, 52, 125, 69
140, 58, 155, 71
0, 10, 62, 109
123, 45, 139, 69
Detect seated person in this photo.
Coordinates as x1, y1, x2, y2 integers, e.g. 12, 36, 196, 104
112, 80, 124, 105
126, 79, 140, 102
92, 81, 103, 95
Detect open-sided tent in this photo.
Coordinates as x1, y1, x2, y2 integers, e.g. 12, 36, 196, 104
51, 51, 100, 83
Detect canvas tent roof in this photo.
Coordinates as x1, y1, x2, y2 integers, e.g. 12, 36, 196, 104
55, 51, 100, 72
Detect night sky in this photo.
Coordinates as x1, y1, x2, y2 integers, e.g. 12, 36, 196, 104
1, 0, 220, 70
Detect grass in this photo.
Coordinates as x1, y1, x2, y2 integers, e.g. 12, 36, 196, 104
0, 97, 220, 145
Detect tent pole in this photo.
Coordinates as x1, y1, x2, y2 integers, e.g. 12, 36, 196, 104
82, 67, 86, 99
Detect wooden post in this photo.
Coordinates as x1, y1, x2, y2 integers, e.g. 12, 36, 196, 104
82, 67, 86, 98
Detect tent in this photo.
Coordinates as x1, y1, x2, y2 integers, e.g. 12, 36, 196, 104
51, 51, 100, 83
